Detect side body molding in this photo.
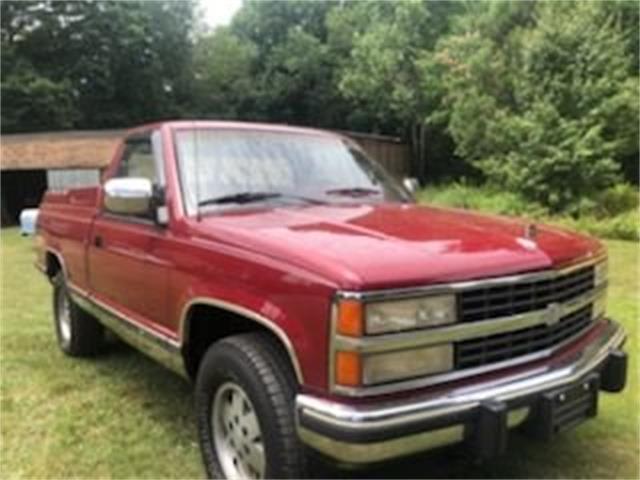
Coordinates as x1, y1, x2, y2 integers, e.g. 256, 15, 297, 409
180, 297, 305, 384
71, 291, 187, 377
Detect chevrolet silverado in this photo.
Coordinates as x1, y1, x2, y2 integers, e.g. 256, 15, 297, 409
35, 121, 627, 479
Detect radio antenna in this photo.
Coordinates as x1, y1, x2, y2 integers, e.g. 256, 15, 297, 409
195, 123, 201, 222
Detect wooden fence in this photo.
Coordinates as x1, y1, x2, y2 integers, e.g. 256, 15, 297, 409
342, 131, 411, 179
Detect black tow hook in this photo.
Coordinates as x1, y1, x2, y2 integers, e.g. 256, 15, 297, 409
469, 400, 508, 460
601, 349, 628, 393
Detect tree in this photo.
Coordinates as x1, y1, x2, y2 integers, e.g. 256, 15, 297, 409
228, 0, 350, 127
257, 27, 343, 127
1, 1, 77, 131
334, 1, 462, 178
190, 27, 258, 119
1, 71, 76, 132
426, 1, 638, 212
1, 0, 195, 132
232, 0, 335, 61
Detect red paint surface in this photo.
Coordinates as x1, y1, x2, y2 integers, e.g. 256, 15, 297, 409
37, 121, 605, 395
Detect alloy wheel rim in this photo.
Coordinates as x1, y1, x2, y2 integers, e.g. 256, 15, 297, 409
212, 381, 265, 479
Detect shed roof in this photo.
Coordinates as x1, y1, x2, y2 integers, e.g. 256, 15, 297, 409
1, 130, 124, 170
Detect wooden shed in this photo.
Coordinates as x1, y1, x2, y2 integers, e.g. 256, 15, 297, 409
0, 130, 123, 225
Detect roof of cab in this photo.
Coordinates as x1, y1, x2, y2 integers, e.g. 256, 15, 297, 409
127, 120, 339, 139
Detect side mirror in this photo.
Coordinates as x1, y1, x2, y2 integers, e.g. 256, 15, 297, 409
403, 177, 420, 195
104, 177, 153, 215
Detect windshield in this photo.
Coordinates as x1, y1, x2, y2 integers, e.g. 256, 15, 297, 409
174, 129, 409, 215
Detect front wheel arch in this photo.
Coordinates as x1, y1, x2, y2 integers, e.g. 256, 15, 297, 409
181, 302, 303, 384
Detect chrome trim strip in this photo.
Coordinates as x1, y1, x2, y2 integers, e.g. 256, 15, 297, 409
67, 281, 91, 299
337, 253, 605, 302
298, 321, 624, 461
179, 297, 304, 384
335, 285, 605, 355
88, 292, 180, 348
71, 291, 188, 378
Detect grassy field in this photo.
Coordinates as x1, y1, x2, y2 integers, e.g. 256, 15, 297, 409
1, 227, 638, 479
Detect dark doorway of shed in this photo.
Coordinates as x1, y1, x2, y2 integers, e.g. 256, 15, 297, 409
1, 170, 47, 226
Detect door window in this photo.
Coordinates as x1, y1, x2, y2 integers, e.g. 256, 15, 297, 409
116, 137, 158, 182
108, 135, 160, 220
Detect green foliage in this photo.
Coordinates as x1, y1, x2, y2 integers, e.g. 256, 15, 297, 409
334, 0, 463, 176
419, 182, 640, 241
1, 0, 195, 132
426, 1, 639, 212
594, 183, 640, 217
338, 2, 430, 128
231, 0, 335, 58
418, 182, 549, 217
226, 0, 350, 127
1, 70, 76, 131
259, 27, 340, 126
557, 210, 639, 242
2, 0, 638, 214
191, 27, 258, 119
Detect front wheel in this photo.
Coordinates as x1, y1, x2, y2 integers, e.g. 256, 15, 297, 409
195, 332, 310, 479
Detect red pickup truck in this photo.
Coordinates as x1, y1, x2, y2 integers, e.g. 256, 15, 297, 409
35, 121, 627, 479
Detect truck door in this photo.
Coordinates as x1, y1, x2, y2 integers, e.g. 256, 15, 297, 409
88, 132, 170, 331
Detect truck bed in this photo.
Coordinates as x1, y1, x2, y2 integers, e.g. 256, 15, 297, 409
38, 186, 100, 291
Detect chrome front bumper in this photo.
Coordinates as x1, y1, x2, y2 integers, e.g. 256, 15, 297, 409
295, 320, 627, 464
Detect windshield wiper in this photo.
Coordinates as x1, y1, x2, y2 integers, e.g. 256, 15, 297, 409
198, 191, 326, 207
325, 187, 382, 197
198, 192, 282, 207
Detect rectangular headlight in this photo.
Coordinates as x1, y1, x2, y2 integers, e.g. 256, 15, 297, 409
365, 294, 456, 335
362, 345, 453, 385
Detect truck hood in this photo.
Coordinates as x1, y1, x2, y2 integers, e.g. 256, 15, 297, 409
193, 202, 603, 290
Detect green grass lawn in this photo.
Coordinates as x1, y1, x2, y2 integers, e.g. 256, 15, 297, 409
1, 227, 638, 479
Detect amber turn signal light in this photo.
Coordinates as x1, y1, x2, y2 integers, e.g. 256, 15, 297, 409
336, 299, 363, 337
335, 351, 361, 387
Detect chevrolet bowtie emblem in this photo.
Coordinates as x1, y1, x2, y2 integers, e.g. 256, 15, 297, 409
545, 302, 562, 326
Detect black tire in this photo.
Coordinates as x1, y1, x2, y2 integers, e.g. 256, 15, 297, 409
195, 332, 310, 479
52, 273, 104, 356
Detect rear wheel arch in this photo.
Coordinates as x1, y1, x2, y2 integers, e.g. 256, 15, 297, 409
181, 301, 304, 384
45, 250, 65, 280
51, 267, 105, 356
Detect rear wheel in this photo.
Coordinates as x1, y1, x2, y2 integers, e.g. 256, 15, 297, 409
195, 332, 309, 479
52, 273, 104, 356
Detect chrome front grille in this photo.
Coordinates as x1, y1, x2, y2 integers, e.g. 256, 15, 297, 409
455, 265, 597, 370
455, 305, 593, 369
459, 266, 595, 322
